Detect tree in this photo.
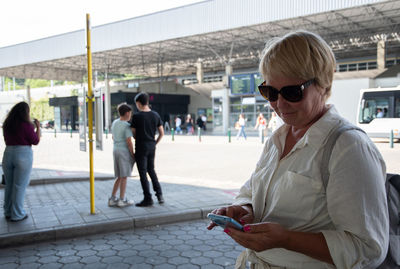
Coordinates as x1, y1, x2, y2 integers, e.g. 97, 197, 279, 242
30, 97, 54, 121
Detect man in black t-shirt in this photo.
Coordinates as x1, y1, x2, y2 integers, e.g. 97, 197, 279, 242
131, 92, 164, 207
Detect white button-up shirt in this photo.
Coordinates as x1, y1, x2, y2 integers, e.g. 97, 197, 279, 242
234, 105, 389, 269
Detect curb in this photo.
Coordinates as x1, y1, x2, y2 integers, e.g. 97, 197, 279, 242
0, 205, 225, 248
0, 176, 115, 189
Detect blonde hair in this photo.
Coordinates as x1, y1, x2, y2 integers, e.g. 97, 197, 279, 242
259, 30, 336, 100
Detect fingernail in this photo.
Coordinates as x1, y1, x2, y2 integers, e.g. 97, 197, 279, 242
239, 219, 245, 224
243, 225, 251, 232
224, 228, 231, 234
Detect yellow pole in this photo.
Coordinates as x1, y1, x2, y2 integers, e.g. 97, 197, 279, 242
86, 14, 95, 214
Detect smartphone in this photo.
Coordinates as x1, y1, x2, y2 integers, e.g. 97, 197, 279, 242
207, 213, 243, 231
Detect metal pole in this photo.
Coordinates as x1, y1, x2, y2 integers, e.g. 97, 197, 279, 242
228, 128, 231, 143
261, 130, 264, 144
198, 127, 201, 142
86, 14, 95, 214
390, 129, 394, 148
171, 128, 175, 141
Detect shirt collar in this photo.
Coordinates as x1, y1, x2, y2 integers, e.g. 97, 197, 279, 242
270, 105, 342, 153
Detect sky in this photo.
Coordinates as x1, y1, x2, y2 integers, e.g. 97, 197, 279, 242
0, 0, 205, 48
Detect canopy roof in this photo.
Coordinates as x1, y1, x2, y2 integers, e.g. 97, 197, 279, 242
0, 0, 399, 81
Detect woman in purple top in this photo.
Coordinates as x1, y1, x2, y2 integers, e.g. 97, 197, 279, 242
2, 102, 40, 222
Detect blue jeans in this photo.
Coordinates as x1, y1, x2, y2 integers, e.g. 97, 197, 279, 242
236, 126, 247, 139
2, 146, 33, 220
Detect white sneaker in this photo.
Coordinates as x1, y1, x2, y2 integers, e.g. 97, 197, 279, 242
117, 198, 134, 207
108, 197, 119, 207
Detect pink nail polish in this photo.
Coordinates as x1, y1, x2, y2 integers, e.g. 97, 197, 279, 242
243, 225, 251, 232
239, 219, 245, 224
224, 228, 231, 234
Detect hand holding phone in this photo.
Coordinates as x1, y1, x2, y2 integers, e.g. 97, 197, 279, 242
207, 213, 243, 231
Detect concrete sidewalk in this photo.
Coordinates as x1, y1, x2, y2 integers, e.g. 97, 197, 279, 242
0, 170, 236, 248
0, 166, 114, 187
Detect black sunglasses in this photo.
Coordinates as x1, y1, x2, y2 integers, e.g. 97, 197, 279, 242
257, 79, 315, 102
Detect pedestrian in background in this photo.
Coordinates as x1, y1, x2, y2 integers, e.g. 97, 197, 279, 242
2, 101, 40, 222
185, 114, 194, 135
236, 114, 247, 140
267, 111, 284, 134
131, 92, 164, 207
201, 114, 207, 131
254, 113, 267, 140
108, 103, 135, 207
175, 116, 183, 134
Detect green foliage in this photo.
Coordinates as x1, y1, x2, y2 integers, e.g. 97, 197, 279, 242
3, 77, 24, 90
25, 79, 51, 88
70, 88, 79, 96
30, 97, 54, 121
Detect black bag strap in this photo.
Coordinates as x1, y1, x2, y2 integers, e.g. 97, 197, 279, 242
387, 173, 400, 193
321, 123, 365, 189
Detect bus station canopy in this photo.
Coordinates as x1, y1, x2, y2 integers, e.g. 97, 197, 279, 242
0, 0, 400, 81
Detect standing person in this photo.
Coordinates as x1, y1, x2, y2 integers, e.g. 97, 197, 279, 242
207, 30, 388, 268
254, 113, 267, 140
201, 114, 207, 131
2, 102, 40, 222
185, 114, 194, 135
131, 92, 164, 207
163, 114, 171, 132
108, 103, 135, 207
196, 115, 204, 130
175, 116, 183, 134
267, 111, 283, 133
236, 114, 247, 140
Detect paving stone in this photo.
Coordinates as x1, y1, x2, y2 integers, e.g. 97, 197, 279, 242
177, 264, 199, 269
111, 244, 131, 251
116, 249, 138, 258
0, 256, 18, 264
213, 256, 237, 267
38, 256, 60, 264
106, 263, 130, 269
159, 249, 180, 258
101, 256, 123, 264
16, 262, 41, 269
201, 265, 224, 269
105, 239, 126, 246
62, 263, 84, 269
154, 264, 176, 269
76, 249, 97, 257
122, 256, 145, 265
130, 263, 152, 269
96, 249, 117, 257
17, 249, 37, 257
168, 256, 190, 266
80, 255, 102, 264
35, 249, 57, 257
55, 249, 77, 257
0, 264, 18, 269
144, 255, 167, 265
58, 255, 81, 264
181, 250, 202, 258
40, 263, 63, 269
151, 243, 172, 251
137, 249, 159, 258
82, 262, 108, 269
73, 244, 94, 251
191, 256, 213, 266
204, 250, 224, 258
19, 255, 39, 264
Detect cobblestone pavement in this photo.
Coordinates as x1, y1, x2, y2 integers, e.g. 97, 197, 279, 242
0, 179, 236, 246
0, 219, 245, 269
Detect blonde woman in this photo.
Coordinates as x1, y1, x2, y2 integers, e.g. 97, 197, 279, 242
208, 31, 388, 268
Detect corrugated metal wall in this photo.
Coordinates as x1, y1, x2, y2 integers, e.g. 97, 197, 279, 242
0, 0, 383, 68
